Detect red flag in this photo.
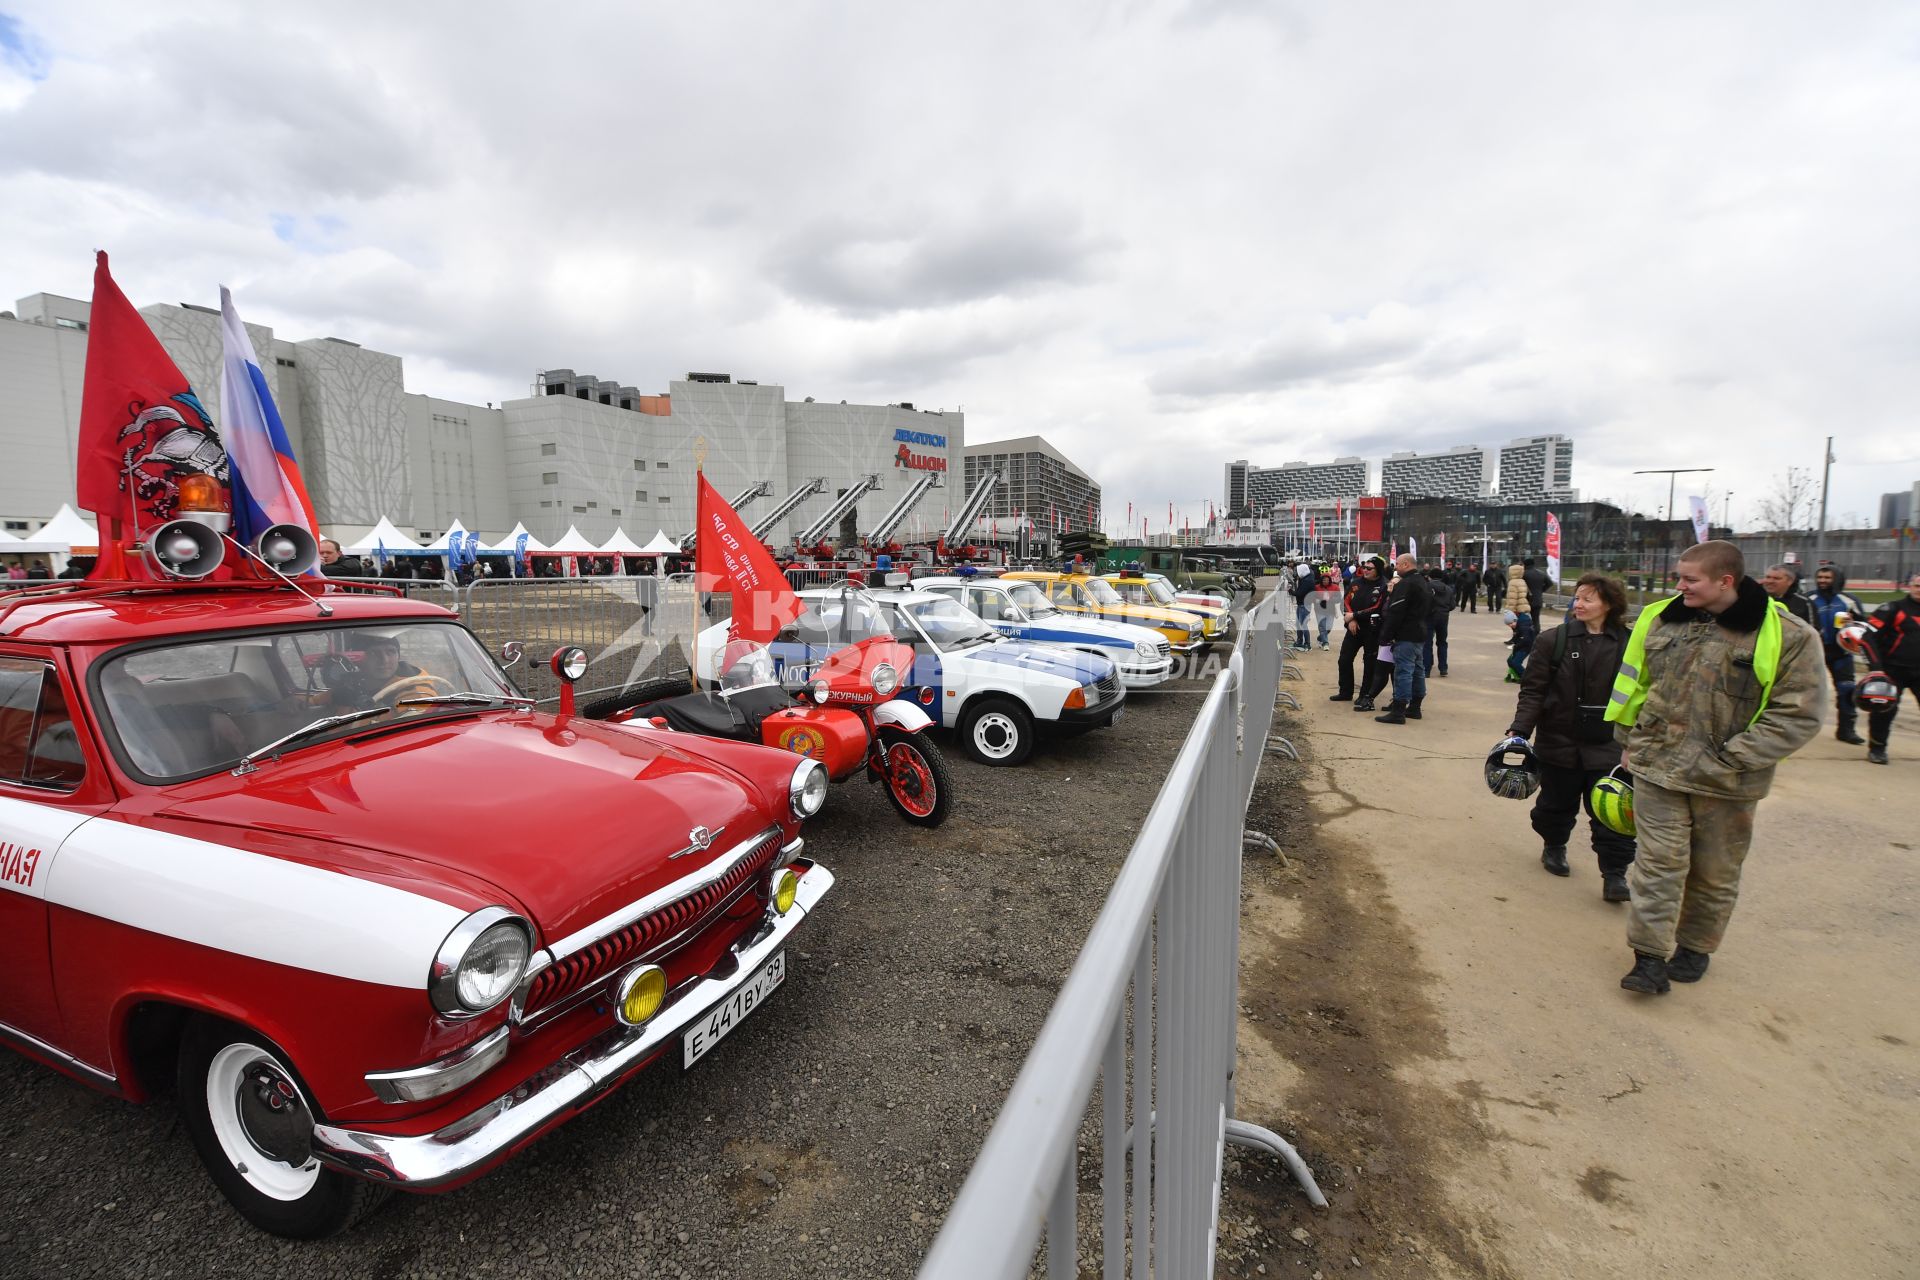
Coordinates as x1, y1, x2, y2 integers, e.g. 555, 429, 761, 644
695, 473, 802, 644
78, 251, 227, 534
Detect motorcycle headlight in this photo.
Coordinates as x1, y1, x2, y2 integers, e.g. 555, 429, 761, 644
789, 758, 829, 819
871, 662, 899, 696
430, 908, 532, 1017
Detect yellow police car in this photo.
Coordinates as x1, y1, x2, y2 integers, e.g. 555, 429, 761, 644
1100, 570, 1235, 645
1003, 571, 1205, 653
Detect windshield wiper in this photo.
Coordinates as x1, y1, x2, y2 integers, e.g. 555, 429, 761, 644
396, 692, 536, 709
231, 707, 392, 775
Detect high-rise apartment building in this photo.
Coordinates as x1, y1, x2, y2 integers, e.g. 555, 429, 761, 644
962, 436, 1101, 537
1498, 434, 1576, 502
1379, 445, 1495, 500
1224, 459, 1251, 514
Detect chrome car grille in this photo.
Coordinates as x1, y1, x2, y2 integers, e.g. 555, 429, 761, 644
1153, 639, 1171, 659
515, 827, 782, 1027
1095, 673, 1121, 703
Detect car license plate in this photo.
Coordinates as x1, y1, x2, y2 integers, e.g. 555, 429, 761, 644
1110, 706, 1125, 725
682, 951, 786, 1068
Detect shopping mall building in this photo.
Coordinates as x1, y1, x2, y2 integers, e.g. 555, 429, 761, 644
0, 291, 965, 549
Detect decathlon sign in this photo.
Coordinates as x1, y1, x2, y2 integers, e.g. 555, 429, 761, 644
894, 427, 948, 471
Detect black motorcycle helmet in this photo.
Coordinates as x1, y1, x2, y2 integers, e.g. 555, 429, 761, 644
1485, 735, 1542, 800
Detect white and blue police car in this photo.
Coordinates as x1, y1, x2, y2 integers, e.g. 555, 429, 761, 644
909, 574, 1174, 688
696, 586, 1125, 766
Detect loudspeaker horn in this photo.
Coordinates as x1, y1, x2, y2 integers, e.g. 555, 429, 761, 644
255, 523, 320, 577
143, 519, 226, 580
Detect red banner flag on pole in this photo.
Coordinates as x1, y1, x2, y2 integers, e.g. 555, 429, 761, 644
77, 251, 228, 552
695, 473, 803, 644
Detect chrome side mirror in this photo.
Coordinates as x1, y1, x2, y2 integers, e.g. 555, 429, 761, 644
500, 640, 524, 669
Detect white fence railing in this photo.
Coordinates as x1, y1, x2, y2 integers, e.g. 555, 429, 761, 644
918, 590, 1323, 1280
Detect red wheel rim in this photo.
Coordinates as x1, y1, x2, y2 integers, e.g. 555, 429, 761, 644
887, 742, 937, 818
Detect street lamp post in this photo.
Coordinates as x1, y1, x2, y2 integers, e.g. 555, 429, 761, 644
1634, 466, 1714, 588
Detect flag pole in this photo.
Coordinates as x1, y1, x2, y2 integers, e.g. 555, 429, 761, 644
692, 438, 708, 691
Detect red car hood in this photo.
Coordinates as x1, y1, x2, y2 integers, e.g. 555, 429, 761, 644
139, 712, 781, 944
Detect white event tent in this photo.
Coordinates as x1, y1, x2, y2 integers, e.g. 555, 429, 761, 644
638, 529, 682, 578
598, 527, 645, 556
544, 525, 600, 555
485, 522, 546, 554
343, 517, 423, 555
32, 505, 100, 553
421, 520, 471, 554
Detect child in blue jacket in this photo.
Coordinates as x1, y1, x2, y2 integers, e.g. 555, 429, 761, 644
1504, 608, 1536, 682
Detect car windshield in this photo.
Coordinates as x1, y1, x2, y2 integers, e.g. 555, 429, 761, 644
97, 621, 523, 780
1005, 581, 1057, 616
895, 596, 999, 652
1083, 578, 1125, 606
792, 591, 895, 645
1142, 578, 1180, 606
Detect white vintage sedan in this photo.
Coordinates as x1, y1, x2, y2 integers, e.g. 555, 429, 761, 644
909, 575, 1174, 688
697, 587, 1126, 765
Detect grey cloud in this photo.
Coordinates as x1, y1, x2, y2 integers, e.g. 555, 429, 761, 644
0, 18, 438, 202
768, 211, 1109, 316
1149, 308, 1445, 399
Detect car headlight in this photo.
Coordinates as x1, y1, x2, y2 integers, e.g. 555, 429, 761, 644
871, 662, 899, 696
789, 757, 828, 819
1135, 640, 1155, 658
430, 907, 532, 1017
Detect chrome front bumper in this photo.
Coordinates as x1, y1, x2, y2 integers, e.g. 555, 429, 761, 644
1117, 658, 1174, 688
311, 860, 835, 1189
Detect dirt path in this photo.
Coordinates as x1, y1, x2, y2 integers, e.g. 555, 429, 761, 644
1226, 608, 1920, 1279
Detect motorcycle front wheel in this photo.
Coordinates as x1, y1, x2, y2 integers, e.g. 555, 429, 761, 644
877, 727, 953, 827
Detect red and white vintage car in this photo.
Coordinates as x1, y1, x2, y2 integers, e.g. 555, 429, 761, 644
0, 578, 834, 1237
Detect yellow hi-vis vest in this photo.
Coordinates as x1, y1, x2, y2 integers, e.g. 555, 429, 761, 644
1605, 593, 1788, 728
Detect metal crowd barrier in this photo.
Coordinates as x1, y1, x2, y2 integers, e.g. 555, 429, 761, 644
918, 590, 1323, 1280
783, 565, 865, 593
457, 576, 677, 705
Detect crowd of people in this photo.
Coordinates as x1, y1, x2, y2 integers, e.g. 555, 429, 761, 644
1289, 542, 1914, 995
316, 538, 668, 583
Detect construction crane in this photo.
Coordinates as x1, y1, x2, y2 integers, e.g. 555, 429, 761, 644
942, 470, 1000, 545
797, 474, 882, 547
750, 477, 829, 543
679, 480, 772, 552
864, 472, 943, 545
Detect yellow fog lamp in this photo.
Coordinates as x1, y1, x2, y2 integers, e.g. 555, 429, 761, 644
771, 867, 800, 916
614, 964, 668, 1027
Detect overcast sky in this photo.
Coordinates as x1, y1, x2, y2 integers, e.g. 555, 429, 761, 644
3, 1, 1916, 531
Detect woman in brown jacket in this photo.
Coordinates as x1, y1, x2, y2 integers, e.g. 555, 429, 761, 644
1502, 562, 1532, 617
1506, 572, 1634, 900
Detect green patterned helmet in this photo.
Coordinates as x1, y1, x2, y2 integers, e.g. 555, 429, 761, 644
1589, 767, 1636, 837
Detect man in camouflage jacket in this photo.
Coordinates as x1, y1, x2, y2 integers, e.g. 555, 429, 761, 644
1607, 541, 1825, 995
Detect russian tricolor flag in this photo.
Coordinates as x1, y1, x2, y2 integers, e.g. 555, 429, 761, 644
219, 286, 317, 547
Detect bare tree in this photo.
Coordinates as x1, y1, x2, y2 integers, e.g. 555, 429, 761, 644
1754, 466, 1818, 532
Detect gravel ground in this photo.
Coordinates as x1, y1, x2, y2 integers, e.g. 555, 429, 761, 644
0, 646, 1242, 1279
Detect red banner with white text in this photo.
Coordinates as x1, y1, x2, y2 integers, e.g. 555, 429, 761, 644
694, 473, 803, 644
